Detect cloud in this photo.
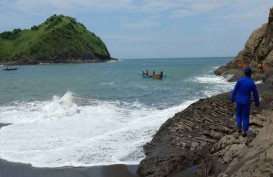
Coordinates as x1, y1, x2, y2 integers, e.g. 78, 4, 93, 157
1, 0, 273, 58
11, 0, 134, 12
122, 17, 159, 29
135, 0, 229, 18
2, 1, 272, 22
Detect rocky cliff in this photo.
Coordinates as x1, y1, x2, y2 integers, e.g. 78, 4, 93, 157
137, 75, 273, 177
0, 15, 113, 65
137, 7, 273, 177
215, 8, 273, 81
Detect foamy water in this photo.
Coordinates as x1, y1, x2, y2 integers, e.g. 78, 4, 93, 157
0, 58, 234, 167
0, 75, 233, 167
0, 92, 196, 167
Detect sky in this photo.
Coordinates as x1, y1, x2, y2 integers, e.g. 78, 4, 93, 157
0, 0, 273, 59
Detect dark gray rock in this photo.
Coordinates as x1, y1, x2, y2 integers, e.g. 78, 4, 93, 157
137, 81, 273, 177
137, 93, 237, 177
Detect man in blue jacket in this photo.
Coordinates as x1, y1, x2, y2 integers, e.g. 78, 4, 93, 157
231, 67, 260, 137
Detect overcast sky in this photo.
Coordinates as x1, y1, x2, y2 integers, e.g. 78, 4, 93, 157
0, 0, 273, 59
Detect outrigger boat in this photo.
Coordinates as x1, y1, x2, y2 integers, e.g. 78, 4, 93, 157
142, 73, 166, 79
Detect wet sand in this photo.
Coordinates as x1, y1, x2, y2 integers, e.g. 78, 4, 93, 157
0, 120, 200, 177
0, 158, 137, 177
0, 158, 202, 177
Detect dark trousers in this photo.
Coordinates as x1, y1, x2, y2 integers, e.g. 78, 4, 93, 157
236, 103, 250, 132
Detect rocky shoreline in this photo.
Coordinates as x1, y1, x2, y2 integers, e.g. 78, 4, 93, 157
137, 7, 273, 177
137, 75, 273, 177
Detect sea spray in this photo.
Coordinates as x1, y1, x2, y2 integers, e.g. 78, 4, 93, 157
0, 91, 196, 167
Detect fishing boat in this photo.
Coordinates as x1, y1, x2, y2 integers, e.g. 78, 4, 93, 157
3, 67, 17, 71
142, 73, 152, 78
142, 73, 166, 79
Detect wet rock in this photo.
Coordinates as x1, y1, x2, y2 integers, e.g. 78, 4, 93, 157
137, 92, 237, 177
216, 110, 273, 177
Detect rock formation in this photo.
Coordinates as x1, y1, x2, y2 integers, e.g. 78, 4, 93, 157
137, 74, 273, 177
137, 7, 273, 177
215, 8, 273, 81
137, 92, 236, 177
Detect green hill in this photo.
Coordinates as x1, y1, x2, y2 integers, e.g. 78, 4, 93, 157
0, 15, 113, 64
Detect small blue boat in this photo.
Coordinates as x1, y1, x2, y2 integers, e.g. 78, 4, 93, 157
142, 73, 166, 79
142, 73, 152, 78
3, 67, 17, 71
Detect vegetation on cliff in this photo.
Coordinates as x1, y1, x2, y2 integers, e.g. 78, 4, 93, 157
0, 15, 112, 64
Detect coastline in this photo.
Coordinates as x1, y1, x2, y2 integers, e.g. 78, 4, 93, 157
2, 76, 270, 177
1, 121, 137, 176
0, 58, 118, 66
137, 75, 273, 177
0, 157, 202, 177
0, 158, 137, 177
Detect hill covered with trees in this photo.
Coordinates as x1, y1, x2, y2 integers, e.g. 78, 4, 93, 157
0, 15, 113, 64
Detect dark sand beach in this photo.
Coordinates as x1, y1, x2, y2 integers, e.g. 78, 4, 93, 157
0, 158, 137, 177
0, 158, 200, 177
0, 119, 201, 177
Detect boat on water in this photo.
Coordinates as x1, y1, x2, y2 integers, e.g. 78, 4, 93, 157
142, 73, 166, 79
2, 67, 17, 71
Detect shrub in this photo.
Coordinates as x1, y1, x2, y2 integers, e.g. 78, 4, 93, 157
31, 25, 39, 31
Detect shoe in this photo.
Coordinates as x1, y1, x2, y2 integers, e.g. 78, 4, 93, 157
237, 126, 242, 133
242, 132, 247, 137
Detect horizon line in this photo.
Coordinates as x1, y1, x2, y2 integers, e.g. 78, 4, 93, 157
119, 56, 234, 60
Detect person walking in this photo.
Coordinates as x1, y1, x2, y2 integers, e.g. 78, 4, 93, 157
231, 67, 260, 137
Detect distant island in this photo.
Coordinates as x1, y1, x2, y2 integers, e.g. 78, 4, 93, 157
0, 14, 116, 65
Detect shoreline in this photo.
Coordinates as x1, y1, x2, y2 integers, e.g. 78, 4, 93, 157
0, 58, 118, 66
0, 125, 137, 177
0, 158, 137, 177
137, 76, 273, 177
0, 157, 201, 177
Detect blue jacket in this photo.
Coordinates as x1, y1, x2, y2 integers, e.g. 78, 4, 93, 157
231, 76, 260, 106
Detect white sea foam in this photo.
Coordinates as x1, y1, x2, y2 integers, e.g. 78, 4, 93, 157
99, 82, 114, 85
212, 66, 220, 70
255, 80, 263, 84
194, 74, 229, 84
107, 60, 118, 62
0, 92, 195, 167
191, 74, 235, 98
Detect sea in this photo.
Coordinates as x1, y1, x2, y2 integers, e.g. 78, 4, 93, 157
0, 57, 235, 167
